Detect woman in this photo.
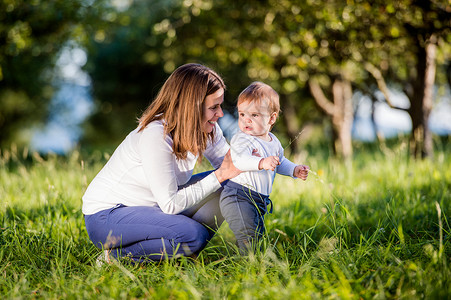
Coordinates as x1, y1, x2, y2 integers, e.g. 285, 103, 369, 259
82, 63, 240, 263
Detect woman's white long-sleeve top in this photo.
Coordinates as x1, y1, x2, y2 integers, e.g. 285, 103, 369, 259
82, 120, 229, 215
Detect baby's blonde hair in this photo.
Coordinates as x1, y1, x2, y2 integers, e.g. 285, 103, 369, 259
237, 81, 280, 116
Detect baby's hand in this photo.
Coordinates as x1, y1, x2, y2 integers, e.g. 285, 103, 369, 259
294, 165, 309, 181
259, 156, 280, 171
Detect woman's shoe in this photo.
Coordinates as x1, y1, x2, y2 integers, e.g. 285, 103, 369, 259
95, 250, 113, 267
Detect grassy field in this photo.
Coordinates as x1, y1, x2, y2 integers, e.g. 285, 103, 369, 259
1, 138, 450, 299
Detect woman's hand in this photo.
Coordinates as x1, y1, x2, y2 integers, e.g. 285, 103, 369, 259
214, 150, 241, 183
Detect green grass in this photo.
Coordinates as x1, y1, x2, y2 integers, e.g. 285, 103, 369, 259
1, 139, 450, 299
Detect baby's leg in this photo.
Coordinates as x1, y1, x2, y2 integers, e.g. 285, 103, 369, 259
219, 187, 265, 254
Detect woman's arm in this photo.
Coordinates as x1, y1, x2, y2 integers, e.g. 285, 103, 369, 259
138, 123, 222, 214
213, 150, 241, 183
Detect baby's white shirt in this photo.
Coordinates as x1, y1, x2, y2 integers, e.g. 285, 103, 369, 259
229, 131, 297, 195
82, 120, 229, 215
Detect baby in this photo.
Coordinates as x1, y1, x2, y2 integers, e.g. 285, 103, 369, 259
220, 81, 309, 254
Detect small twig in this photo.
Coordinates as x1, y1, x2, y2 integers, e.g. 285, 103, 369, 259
283, 129, 305, 151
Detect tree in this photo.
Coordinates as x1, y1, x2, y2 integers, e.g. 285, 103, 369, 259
360, 0, 451, 158
152, 0, 325, 154
183, 0, 363, 159
81, 0, 179, 147
81, 0, 370, 158
82, 0, 269, 146
80, 0, 450, 159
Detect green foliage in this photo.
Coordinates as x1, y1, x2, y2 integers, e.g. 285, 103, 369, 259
81, 0, 450, 152
80, 0, 174, 146
1, 140, 450, 298
0, 0, 107, 147
359, 0, 451, 85
1, 0, 450, 153
207, 0, 450, 157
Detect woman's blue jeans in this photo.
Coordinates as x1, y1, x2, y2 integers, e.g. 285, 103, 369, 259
84, 171, 224, 262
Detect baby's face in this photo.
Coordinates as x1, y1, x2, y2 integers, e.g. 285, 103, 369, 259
237, 99, 275, 141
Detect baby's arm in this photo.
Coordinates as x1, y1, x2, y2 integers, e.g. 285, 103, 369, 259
278, 157, 309, 180
230, 134, 262, 171
277, 156, 297, 177
275, 144, 309, 180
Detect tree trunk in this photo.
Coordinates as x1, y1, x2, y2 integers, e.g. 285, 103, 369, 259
279, 94, 300, 154
331, 78, 353, 158
407, 34, 437, 159
369, 94, 385, 142
309, 76, 354, 160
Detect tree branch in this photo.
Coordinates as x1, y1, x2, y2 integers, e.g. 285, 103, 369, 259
308, 79, 335, 116
364, 62, 409, 112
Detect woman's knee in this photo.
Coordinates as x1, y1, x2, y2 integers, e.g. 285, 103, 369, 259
84, 213, 109, 248
176, 221, 210, 254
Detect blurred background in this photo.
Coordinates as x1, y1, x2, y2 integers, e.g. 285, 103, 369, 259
1, 0, 450, 159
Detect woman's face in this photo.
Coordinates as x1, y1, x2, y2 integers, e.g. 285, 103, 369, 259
201, 88, 224, 133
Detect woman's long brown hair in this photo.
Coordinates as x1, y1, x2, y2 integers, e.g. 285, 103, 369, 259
138, 63, 225, 160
